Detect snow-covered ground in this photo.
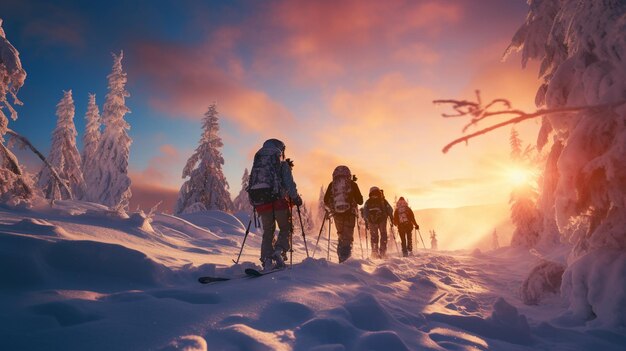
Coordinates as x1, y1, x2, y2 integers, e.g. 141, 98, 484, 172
1, 201, 624, 350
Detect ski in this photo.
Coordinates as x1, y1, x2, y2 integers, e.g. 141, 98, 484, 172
198, 267, 286, 284
198, 276, 231, 284
245, 267, 285, 277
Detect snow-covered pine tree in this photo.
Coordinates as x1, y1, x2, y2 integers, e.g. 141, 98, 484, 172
506, 1, 626, 325
0, 19, 31, 203
175, 103, 233, 214
84, 51, 132, 210
509, 127, 523, 161
292, 202, 315, 234
304, 202, 315, 232
430, 230, 438, 250
508, 128, 541, 248
37, 90, 85, 200
232, 168, 253, 214
81, 93, 101, 194
317, 185, 326, 224
492, 229, 500, 250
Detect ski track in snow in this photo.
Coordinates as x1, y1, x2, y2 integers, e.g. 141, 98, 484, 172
0, 202, 624, 350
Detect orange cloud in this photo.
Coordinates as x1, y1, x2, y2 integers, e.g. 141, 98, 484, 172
252, 0, 459, 82
130, 40, 295, 134
129, 181, 178, 214
130, 144, 184, 186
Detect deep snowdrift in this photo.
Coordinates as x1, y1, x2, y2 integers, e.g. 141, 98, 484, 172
0, 201, 624, 350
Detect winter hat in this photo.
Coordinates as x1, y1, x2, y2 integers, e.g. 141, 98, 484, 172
263, 138, 285, 152
333, 165, 351, 178
369, 186, 381, 197
397, 197, 408, 207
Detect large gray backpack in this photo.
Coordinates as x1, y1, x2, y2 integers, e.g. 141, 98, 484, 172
247, 144, 283, 206
331, 165, 352, 214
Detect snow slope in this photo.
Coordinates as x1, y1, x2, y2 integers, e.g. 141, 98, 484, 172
0, 201, 624, 350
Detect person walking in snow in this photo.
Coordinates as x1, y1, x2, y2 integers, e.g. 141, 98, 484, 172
323, 165, 363, 263
393, 197, 420, 257
247, 139, 302, 271
363, 186, 393, 258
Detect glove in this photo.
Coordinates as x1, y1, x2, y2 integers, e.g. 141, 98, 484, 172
292, 195, 303, 207
415, 224, 420, 230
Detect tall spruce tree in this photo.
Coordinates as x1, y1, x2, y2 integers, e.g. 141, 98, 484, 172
317, 185, 326, 224
508, 128, 540, 248
0, 19, 30, 203
232, 168, 252, 213
175, 103, 233, 214
37, 90, 85, 200
84, 51, 132, 210
82, 93, 101, 193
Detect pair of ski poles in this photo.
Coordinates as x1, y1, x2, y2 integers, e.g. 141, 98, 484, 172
313, 210, 368, 261
232, 206, 310, 265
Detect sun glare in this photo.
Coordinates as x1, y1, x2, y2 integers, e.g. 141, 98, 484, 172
507, 168, 531, 186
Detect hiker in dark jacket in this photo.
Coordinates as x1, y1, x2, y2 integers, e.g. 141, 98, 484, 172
363, 186, 393, 258
247, 139, 302, 271
323, 165, 363, 263
393, 197, 420, 257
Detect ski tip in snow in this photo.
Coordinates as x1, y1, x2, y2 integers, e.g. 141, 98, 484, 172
244, 268, 263, 277
198, 276, 230, 284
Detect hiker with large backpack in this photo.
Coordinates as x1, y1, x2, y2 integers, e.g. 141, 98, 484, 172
393, 197, 420, 257
323, 165, 363, 263
247, 139, 302, 271
363, 186, 393, 258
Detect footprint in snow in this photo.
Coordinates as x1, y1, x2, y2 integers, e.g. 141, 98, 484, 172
252, 301, 314, 332
31, 301, 102, 327
151, 290, 221, 304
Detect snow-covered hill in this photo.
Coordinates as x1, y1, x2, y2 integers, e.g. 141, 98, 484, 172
0, 201, 624, 350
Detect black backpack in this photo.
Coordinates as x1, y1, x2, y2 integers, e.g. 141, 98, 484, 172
367, 198, 385, 224
246, 147, 282, 205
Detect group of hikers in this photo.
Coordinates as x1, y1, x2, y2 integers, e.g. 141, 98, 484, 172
246, 139, 420, 271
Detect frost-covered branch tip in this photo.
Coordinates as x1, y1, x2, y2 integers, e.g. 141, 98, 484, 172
434, 90, 624, 154
6, 128, 72, 198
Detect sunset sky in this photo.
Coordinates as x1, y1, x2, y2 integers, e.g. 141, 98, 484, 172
3, 0, 542, 212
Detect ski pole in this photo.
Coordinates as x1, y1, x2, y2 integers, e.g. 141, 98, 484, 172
417, 228, 426, 249
327, 216, 332, 261
364, 218, 369, 258
356, 219, 367, 260
389, 220, 400, 254
312, 211, 327, 258
232, 213, 253, 264
356, 211, 364, 259
296, 205, 310, 258
289, 225, 293, 268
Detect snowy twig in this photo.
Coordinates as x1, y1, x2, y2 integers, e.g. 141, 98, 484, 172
434, 91, 626, 153
5, 128, 73, 199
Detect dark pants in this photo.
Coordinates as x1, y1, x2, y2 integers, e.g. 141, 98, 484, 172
333, 212, 356, 263
259, 208, 292, 261
369, 219, 388, 257
398, 224, 413, 255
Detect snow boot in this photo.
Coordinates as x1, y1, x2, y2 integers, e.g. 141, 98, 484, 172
262, 258, 274, 271
272, 248, 286, 269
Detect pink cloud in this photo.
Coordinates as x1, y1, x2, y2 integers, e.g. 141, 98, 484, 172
130, 144, 184, 185
130, 40, 295, 134
20, 7, 86, 49
251, 0, 459, 82
128, 181, 179, 214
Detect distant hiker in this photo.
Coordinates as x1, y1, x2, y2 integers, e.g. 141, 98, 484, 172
247, 139, 302, 271
363, 186, 393, 258
393, 197, 419, 257
492, 229, 500, 250
430, 230, 438, 250
323, 165, 363, 263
